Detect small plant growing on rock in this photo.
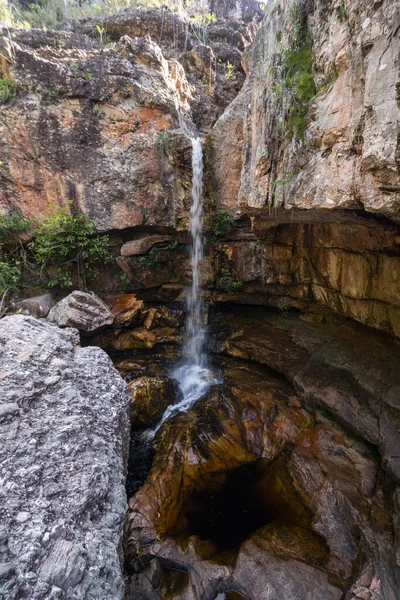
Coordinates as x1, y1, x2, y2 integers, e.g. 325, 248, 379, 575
95, 24, 106, 43
84, 73, 94, 81
218, 266, 243, 293
0, 214, 34, 309
335, 4, 347, 23
278, 302, 293, 317
225, 61, 235, 78
212, 210, 235, 238
156, 130, 171, 160
93, 106, 105, 118
0, 78, 17, 104
32, 206, 109, 290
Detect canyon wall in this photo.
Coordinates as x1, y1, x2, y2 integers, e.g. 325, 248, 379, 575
1, 0, 399, 336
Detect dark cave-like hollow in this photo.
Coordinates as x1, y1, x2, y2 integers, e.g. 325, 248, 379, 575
175, 456, 325, 557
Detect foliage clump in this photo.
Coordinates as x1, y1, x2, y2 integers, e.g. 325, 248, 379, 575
0, 78, 17, 104
218, 266, 243, 293
0, 206, 110, 299
212, 210, 235, 238
0, 215, 32, 296
270, 2, 316, 140
33, 207, 110, 289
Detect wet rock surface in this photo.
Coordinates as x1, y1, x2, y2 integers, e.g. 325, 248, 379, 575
127, 375, 181, 428
0, 315, 130, 599
210, 218, 400, 337
122, 307, 400, 599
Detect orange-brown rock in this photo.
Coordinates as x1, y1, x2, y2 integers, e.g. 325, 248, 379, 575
127, 376, 181, 428
0, 30, 193, 231
93, 303, 183, 350
211, 219, 400, 337
125, 356, 396, 599
120, 236, 172, 257
104, 294, 144, 327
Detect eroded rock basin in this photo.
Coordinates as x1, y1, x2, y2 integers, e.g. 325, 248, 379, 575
119, 307, 400, 599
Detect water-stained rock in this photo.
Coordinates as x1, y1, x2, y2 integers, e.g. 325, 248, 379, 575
128, 375, 181, 428
124, 355, 398, 598
47, 290, 114, 335
0, 315, 129, 599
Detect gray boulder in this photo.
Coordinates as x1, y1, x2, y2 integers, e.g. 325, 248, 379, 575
14, 294, 53, 319
0, 315, 130, 600
47, 291, 114, 335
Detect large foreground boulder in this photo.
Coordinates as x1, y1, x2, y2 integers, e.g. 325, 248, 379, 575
0, 315, 130, 600
47, 291, 114, 335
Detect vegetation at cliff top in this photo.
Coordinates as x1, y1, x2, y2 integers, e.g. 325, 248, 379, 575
1, 0, 237, 31
0, 209, 109, 296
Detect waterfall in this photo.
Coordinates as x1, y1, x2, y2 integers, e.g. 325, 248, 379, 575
154, 138, 216, 432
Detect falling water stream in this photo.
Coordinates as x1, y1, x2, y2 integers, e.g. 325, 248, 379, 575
153, 137, 217, 432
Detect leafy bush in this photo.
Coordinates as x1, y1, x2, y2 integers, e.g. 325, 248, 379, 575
0, 79, 17, 104
0, 214, 33, 297
269, 3, 316, 141
32, 208, 109, 289
212, 210, 235, 238
0, 261, 21, 295
281, 32, 316, 140
218, 266, 243, 293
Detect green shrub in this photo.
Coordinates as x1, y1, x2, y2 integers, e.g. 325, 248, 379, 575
218, 266, 243, 293
212, 210, 235, 238
0, 214, 33, 297
32, 207, 109, 289
0, 261, 21, 295
278, 302, 293, 316
281, 33, 316, 140
0, 79, 17, 104
269, 3, 316, 141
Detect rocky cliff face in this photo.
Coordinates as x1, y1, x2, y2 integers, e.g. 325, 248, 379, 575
209, 0, 400, 220
206, 0, 400, 334
1, 2, 400, 599
0, 9, 252, 231
1, 0, 399, 337
0, 315, 129, 599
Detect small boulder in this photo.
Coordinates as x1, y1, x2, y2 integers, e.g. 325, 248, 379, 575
120, 235, 172, 257
47, 291, 114, 336
14, 294, 53, 319
128, 376, 182, 428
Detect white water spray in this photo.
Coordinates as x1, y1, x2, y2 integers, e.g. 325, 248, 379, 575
154, 138, 216, 432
